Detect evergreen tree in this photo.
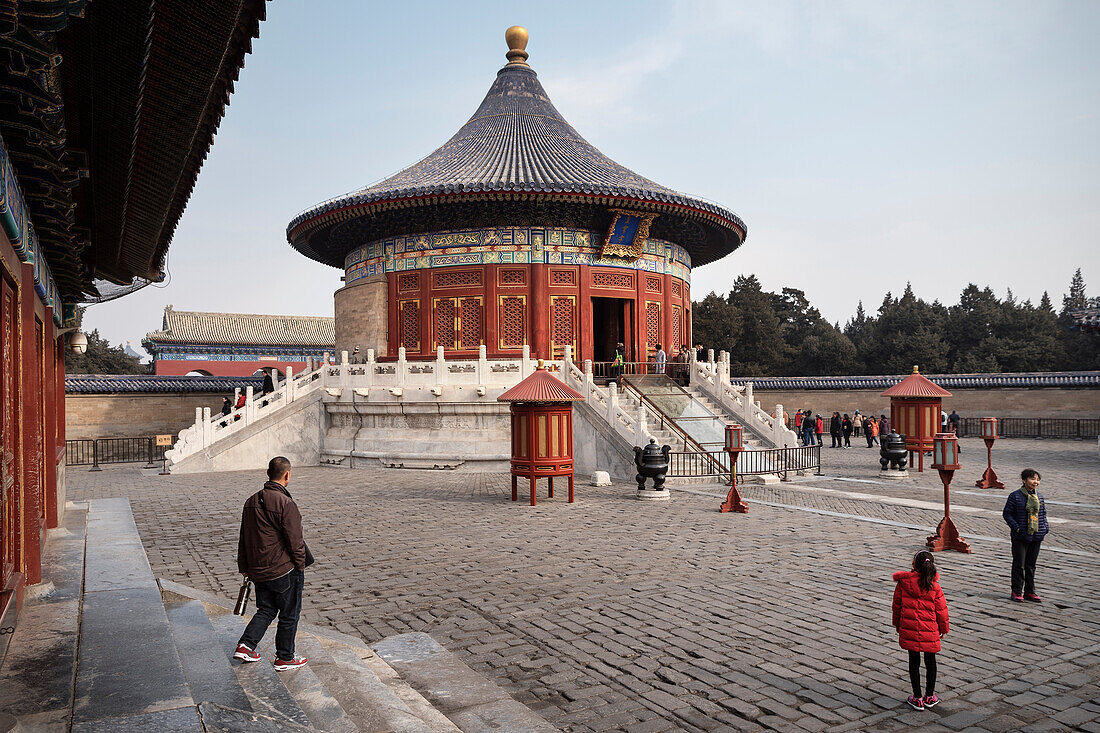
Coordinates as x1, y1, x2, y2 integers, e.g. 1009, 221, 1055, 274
1057, 269, 1100, 370
65, 329, 149, 375
727, 275, 785, 375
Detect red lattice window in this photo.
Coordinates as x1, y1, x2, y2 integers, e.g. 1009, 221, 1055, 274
398, 273, 419, 293
670, 280, 682, 298
434, 269, 482, 289
499, 296, 526, 350
646, 276, 662, 293
550, 269, 576, 287
592, 270, 634, 290
550, 296, 575, 358
672, 305, 682, 352
645, 301, 661, 350
434, 298, 457, 350
399, 300, 420, 352
459, 297, 482, 350
499, 269, 526, 287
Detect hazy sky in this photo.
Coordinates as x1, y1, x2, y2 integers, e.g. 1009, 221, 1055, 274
83, 0, 1100, 354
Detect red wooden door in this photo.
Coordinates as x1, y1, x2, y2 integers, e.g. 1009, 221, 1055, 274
1, 278, 17, 584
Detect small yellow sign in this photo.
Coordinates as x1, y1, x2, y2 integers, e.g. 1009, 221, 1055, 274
155, 435, 173, 447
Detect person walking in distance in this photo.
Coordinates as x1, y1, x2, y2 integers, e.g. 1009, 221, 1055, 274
221, 397, 233, 417
654, 343, 667, 374
234, 456, 310, 670
842, 413, 853, 448
853, 409, 862, 438
830, 412, 842, 448
1002, 469, 1048, 602
893, 550, 949, 710
262, 370, 276, 396
867, 414, 879, 447
803, 409, 816, 446
814, 414, 825, 447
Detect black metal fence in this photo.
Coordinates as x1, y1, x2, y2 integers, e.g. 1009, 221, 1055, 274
955, 418, 1100, 439
669, 445, 821, 482
65, 437, 169, 469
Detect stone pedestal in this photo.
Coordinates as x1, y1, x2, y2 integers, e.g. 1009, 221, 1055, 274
881, 470, 910, 480
637, 488, 670, 501
591, 471, 611, 486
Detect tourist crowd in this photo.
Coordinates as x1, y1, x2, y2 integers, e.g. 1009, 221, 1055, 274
789, 409, 961, 447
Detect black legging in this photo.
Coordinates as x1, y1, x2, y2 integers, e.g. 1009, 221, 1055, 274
908, 650, 937, 698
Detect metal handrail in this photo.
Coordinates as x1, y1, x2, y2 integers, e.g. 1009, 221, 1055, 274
619, 376, 730, 480
669, 445, 822, 482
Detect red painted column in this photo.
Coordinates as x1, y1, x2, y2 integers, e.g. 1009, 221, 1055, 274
43, 308, 57, 529
530, 264, 549, 360
578, 265, 592, 362
19, 264, 42, 585
662, 274, 674, 355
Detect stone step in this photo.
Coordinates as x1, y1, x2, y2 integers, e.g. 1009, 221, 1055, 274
308, 635, 453, 733
250, 632, 360, 733
0, 503, 88, 732
205, 603, 314, 729
373, 633, 557, 733
73, 499, 195, 730
163, 595, 253, 712
198, 701, 316, 732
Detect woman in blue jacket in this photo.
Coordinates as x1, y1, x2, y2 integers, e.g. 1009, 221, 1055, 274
1002, 468, 1048, 602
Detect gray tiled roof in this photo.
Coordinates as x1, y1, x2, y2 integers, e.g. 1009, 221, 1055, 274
728, 372, 1100, 391
288, 51, 745, 268
145, 306, 335, 347
66, 375, 264, 394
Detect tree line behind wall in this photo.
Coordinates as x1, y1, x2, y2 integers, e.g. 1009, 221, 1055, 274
692, 269, 1099, 376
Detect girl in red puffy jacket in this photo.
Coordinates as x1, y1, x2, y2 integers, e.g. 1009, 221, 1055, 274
892, 550, 949, 710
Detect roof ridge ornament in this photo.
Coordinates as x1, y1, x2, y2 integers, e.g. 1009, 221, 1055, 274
505, 26, 530, 67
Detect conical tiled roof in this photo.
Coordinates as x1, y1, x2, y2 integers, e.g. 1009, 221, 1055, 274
881, 367, 952, 398
288, 29, 745, 269
498, 366, 584, 403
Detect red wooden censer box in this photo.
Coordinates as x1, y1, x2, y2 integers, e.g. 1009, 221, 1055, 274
498, 362, 585, 506
881, 366, 952, 472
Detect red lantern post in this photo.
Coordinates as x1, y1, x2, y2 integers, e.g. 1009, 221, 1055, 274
927, 432, 971, 553
719, 423, 748, 513
974, 417, 1006, 489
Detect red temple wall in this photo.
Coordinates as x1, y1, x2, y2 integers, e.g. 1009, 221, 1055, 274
0, 227, 65, 614
385, 264, 690, 363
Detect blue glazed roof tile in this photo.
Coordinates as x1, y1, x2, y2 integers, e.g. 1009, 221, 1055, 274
66, 374, 264, 394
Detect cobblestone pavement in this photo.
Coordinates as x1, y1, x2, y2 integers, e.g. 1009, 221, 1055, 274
69, 439, 1100, 732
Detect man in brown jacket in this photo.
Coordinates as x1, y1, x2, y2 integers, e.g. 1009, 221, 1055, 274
233, 456, 309, 670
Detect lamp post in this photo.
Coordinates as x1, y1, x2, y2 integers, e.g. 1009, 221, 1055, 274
719, 423, 748, 513
927, 432, 971, 553
974, 417, 1006, 489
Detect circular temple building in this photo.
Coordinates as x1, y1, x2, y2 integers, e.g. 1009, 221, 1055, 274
287, 27, 745, 364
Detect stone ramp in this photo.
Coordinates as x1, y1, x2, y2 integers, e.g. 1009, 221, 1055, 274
0, 497, 557, 732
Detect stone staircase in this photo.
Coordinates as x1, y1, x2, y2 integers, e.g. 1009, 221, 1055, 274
0, 500, 557, 733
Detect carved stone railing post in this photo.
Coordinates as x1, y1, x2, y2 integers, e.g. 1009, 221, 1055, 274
436, 346, 447, 386
636, 403, 648, 447
608, 381, 618, 424
521, 345, 531, 378
397, 347, 407, 388
245, 386, 255, 424
194, 408, 205, 448
202, 408, 212, 446
477, 345, 488, 386
286, 366, 296, 402
366, 349, 376, 387
745, 381, 753, 406
707, 349, 714, 365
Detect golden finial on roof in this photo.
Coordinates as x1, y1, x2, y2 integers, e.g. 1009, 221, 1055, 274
537, 358, 545, 370
505, 26, 530, 66
913, 365, 920, 373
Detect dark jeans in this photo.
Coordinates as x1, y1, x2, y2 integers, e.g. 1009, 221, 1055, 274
239, 568, 303, 661
843, 430, 852, 447
831, 431, 841, 447
1010, 536, 1042, 595
908, 650, 937, 698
